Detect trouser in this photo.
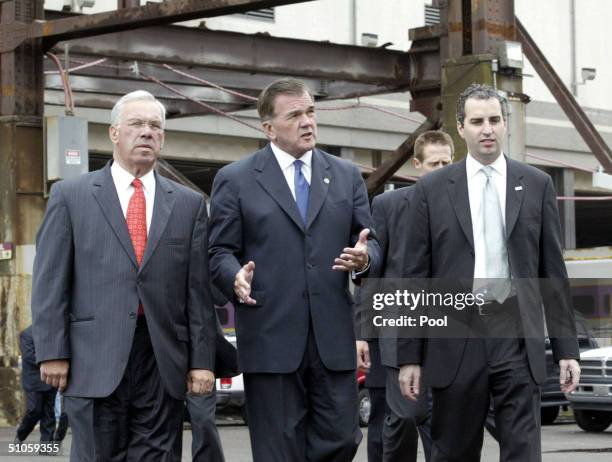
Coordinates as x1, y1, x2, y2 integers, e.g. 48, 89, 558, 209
16, 389, 57, 442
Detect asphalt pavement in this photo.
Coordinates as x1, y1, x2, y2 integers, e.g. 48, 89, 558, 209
0, 415, 610, 461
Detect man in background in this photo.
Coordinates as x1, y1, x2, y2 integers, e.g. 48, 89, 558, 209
14, 325, 56, 445
366, 131, 453, 462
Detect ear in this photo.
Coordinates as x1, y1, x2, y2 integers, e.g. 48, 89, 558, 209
262, 120, 275, 141
413, 157, 422, 170
109, 125, 119, 145
456, 121, 465, 139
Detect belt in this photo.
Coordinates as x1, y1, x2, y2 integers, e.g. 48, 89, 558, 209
477, 297, 517, 316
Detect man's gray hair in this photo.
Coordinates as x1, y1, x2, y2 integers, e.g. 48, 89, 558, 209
110, 90, 166, 127
456, 83, 507, 126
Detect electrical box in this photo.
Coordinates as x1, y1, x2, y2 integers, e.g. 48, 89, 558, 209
44, 116, 89, 185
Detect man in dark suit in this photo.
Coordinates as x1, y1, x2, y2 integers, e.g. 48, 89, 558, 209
31, 90, 216, 461
367, 130, 453, 462
209, 78, 380, 462
14, 326, 57, 444
397, 83, 581, 461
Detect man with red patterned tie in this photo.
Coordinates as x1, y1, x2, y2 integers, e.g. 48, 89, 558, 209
31, 90, 216, 461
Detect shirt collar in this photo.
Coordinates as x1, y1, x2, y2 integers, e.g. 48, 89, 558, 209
111, 160, 156, 193
270, 142, 312, 170
466, 152, 506, 180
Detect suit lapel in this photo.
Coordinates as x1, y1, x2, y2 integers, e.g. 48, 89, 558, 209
447, 161, 474, 250
306, 149, 331, 230
505, 157, 525, 237
140, 171, 176, 272
91, 162, 139, 269
254, 146, 305, 232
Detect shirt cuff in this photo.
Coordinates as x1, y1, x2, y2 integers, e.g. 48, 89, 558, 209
351, 258, 370, 279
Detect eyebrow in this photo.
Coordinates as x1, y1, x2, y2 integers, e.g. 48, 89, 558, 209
286, 106, 315, 117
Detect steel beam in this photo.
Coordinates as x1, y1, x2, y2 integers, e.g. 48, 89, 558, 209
45, 22, 411, 86
517, 17, 612, 172
365, 117, 440, 196
1, 1, 316, 52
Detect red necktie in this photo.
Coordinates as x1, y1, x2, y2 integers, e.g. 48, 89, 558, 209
126, 178, 147, 316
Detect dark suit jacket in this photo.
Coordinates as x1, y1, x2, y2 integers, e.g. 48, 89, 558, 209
31, 161, 216, 400
209, 145, 380, 373
20, 326, 53, 393
370, 186, 415, 369
397, 157, 579, 387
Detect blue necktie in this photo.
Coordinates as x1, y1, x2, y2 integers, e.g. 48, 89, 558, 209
294, 159, 309, 224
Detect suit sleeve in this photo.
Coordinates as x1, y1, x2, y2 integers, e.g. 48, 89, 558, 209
19, 328, 36, 370
370, 195, 389, 278
208, 168, 243, 303
31, 182, 73, 364
187, 198, 216, 370
539, 176, 579, 362
397, 180, 431, 366
350, 165, 380, 281
354, 194, 389, 340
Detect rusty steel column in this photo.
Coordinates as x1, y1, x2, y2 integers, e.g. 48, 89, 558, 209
470, 0, 515, 55
0, 0, 45, 426
440, 0, 523, 161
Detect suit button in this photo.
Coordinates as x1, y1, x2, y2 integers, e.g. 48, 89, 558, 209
307, 263, 313, 270
302, 291, 309, 299
129, 312, 136, 319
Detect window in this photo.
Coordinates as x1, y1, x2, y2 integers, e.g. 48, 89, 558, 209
425, 4, 440, 26
240, 8, 275, 21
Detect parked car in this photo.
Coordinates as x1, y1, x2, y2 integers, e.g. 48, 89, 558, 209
566, 345, 612, 432
357, 370, 369, 427
214, 334, 247, 420
540, 313, 599, 424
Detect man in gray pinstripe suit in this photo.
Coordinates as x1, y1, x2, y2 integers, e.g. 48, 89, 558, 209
31, 90, 216, 461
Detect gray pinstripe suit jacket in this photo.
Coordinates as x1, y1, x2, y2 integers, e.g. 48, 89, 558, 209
31, 161, 216, 400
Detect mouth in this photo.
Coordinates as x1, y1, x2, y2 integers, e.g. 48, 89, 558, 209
136, 144, 153, 150
480, 139, 495, 148
300, 132, 314, 140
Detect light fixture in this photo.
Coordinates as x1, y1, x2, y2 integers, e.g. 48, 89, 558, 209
498, 41, 524, 70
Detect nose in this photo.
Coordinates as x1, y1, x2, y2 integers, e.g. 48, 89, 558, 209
140, 124, 154, 137
299, 112, 313, 126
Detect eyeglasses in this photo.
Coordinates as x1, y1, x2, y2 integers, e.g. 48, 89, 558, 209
125, 119, 164, 132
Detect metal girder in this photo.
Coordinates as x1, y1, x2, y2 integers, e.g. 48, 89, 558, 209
365, 117, 440, 196
517, 17, 612, 173
0, 0, 316, 52
45, 19, 411, 87
43, 52, 407, 115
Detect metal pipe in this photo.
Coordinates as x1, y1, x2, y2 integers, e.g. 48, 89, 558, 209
570, 0, 577, 96
349, 0, 357, 45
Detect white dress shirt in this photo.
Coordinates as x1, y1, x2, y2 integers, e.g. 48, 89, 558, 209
466, 153, 507, 280
270, 143, 312, 200
110, 161, 156, 234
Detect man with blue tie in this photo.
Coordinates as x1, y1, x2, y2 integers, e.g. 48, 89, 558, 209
209, 79, 380, 462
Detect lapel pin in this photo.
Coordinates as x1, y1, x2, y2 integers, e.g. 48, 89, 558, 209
515, 186, 523, 191
323, 177, 330, 184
